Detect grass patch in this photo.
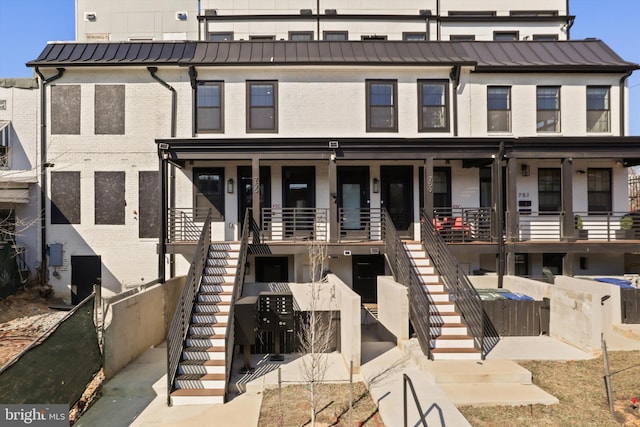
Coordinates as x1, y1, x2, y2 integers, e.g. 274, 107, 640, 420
258, 382, 383, 426
460, 350, 640, 426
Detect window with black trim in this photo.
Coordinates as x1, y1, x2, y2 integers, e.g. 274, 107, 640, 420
538, 168, 561, 213
537, 86, 560, 132
487, 86, 511, 133
403, 32, 426, 41
361, 35, 387, 40
366, 80, 397, 132
289, 31, 313, 40
586, 86, 610, 133
450, 34, 475, 41
249, 35, 275, 40
196, 81, 224, 133
209, 32, 233, 41
323, 31, 347, 41
448, 11, 496, 17
418, 80, 449, 132
494, 31, 519, 41
247, 81, 277, 132
588, 168, 612, 212
532, 34, 558, 41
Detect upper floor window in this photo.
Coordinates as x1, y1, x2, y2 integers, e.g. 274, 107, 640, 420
510, 10, 558, 17
588, 168, 612, 212
538, 168, 561, 213
448, 11, 496, 17
196, 82, 224, 133
450, 35, 475, 41
366, 80, 397, 132
209, 32, 233, 41
532, 34, 558, 41
289, 31, 313, 41
418, 80, 449, 132
323, 31, 348, 41
537, 86, 560, 132
249, 35, 275, 41
362, 35, 387, 40
403, 32, 427, 41
494, 31, 519, 41
0, 121, 9, 168
487, 86, 511, 133
247, 81, 278, 133
51, 85, 80, 135
95, 85, 125, 135
586, 86, 610, 133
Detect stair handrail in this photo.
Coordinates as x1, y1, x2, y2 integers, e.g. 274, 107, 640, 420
382, 209, 432, 359
166, 209, 211, 405
403, 373, 443, 427
420, 211, 492, 359
224, 208, 252, 397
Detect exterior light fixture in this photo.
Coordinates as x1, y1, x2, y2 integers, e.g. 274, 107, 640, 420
372, 178, 380, 193
227, 178, 234, 193
521, 164, 530, 177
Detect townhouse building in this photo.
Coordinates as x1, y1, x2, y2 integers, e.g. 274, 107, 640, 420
0, 79, 40, 292
23, 0, 640, 403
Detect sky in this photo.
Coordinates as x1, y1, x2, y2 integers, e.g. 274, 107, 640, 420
1, 0, 639, 133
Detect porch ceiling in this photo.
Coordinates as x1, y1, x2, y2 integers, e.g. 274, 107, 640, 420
157, 136, 640, 164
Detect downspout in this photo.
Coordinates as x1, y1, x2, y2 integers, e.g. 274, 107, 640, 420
436, 0, 441, 41
620, 70, 633, 137
450, 65, 461, 136
316, 0, 320, 40
148, 67, 177, 280
34, 67, 65, 287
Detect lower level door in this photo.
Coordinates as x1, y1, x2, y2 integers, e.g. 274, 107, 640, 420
71, 255, 101, 305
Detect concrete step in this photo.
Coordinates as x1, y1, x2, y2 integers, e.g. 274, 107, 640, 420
422, 360, 533, 385
186, 335, 226, 347
430, 335, 475, 349
431, 301, 456, 312
170, 388, 225, 406
194, 302, 231, 313
425, 283, 445, 293
203, 266, 238, 275
200, 283, 234, 293
209, 242, 241, 251
189, 323, 227, 336
428, 292, 452, 302
178, 359, 226, 375
430, 323, 470, 336
410, 257, 432, 267
431, 348, 481, 361
205, 256, 238, 266
198, 292, 233, 303
437, 383, 558, 406
419, 274, 441, 284
430, 312, 462, 323
175, 373, 226, 389
201, 272, 237, 282
183, 346, 226, 361
192, 313, 230, 324
415, 266, 436, 275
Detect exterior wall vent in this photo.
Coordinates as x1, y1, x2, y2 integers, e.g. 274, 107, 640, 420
300, 9, 313, 15
176, 11, 188, 21
84, 12, 97, 21
325, 9, 337, 15
204, 9, 217, 16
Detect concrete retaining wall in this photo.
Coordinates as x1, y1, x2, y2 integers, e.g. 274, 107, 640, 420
103, 276, 186, 378
377, 276, 409, 343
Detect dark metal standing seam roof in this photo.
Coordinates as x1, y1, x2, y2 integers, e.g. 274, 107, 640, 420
26, 40, 638, 71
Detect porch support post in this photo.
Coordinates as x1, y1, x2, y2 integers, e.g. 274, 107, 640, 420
495, 142, 505, 288
328, 156, 338, 242
563, 253, 575, 277
561, 157, 576, 242
424, 157, 434, 219
252, 156, 261, 227
506, 157, 519, 243
159, 155, 168, 284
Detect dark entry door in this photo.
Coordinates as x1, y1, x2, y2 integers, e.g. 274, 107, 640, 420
283, 166, 315, 235
71, 255, 101, 305
194, 168, 225, 220
381, 166, 413, 236
338, 166, 369, 236
238, 166, 271, 227
352, 255, 385, 303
